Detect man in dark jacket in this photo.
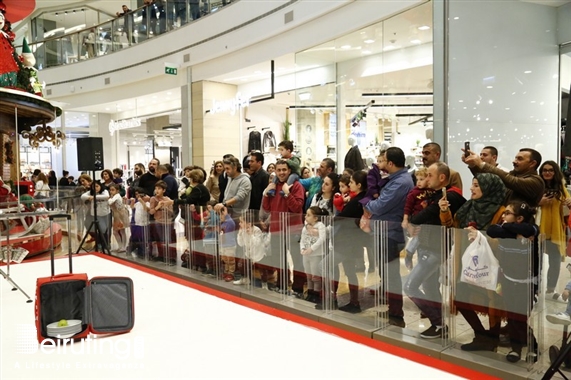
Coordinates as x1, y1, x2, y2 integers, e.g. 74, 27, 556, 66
248, 151, 269, 212
138, 158, 160, 197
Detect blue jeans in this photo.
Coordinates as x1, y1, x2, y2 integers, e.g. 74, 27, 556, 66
404, 248, 442, 326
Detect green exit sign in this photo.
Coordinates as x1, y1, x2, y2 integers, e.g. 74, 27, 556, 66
165, 67, 177, 75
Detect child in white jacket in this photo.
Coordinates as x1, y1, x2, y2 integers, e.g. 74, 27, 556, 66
236, 216, 269, 287
108, 183, 129, 252
300, 206, 328, 303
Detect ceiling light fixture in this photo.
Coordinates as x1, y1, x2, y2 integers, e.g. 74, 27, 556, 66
418, 25, 430, 30
298, 92, 311, 101
364, 39, 375, 44
361, 92, 433, 98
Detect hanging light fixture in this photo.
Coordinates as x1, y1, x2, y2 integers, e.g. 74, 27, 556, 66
20, 122, 66, 148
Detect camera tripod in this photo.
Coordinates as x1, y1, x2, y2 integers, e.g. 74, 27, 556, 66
76, 172, 110, 255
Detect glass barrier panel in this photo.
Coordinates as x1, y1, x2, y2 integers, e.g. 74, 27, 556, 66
218, 205, 238, 282
23, 0, 235, 69
401, 224, 449, 344
285, 212, 330, 311
540, 232, 571, 376
108, 193, 130, 253
376, 220, 410, 332
234, 209, 257, 287
151, 208, 177, 265
97, 20, 115, 56
125, 195, 151, 262
449, 225, 539, 368
247, 210, 286, 300
316, 215, 379, 329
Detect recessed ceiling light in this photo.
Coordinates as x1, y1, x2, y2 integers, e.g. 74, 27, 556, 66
362, 50, 372, 55
418, 25, 430, 31
167, 92, 172, 95
410, 39, 421, 44
364, 39, 375, 44
486, 86, 493, 89
383, 45, 396, 51
105, 107, 110, 111
340, 45, 351, 49
454, 16, 460, 20
524, 70, 532, 74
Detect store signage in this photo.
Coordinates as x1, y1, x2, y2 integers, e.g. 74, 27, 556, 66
109, 118, 142, 136
165, 67, 177, 75
210, 92, 250, 115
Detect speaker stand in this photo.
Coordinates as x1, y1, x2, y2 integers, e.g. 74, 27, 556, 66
76, 172, 111, 255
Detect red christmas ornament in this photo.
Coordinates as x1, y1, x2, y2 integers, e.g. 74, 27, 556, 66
0, 0, 35, 23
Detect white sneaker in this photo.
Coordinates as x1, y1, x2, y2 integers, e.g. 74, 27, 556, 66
262, 282, 269, 290
233, 277, 250, 285
546, 312, 571, 325
549, 293, 568, 303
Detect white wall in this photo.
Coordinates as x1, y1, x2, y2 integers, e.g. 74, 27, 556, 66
447, 1, 559, 198
557, 2, 571, 45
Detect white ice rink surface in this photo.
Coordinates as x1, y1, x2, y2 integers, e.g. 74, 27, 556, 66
1, 254, 467, 379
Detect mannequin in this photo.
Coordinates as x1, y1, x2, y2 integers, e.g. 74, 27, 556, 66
344, 136, 365, 171
405, 155, 417, 173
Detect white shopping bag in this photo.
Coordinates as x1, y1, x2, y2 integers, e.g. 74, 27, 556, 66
460, 231, 500, 291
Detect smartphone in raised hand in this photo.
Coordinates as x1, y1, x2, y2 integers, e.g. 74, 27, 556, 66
442, 187, 447, 199
464, 141, 471, 157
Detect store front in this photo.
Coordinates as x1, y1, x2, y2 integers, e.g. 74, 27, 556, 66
191, 2, 433, 175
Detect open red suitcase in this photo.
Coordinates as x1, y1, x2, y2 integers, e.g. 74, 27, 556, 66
35, 214, 135, 344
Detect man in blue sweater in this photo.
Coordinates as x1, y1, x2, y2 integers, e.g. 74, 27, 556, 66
365, 147, 414, 328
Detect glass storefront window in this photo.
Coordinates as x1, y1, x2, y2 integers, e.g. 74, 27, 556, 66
294, 2, 433, 173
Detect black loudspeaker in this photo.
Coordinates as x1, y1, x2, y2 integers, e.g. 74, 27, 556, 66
77, 137, 104, 171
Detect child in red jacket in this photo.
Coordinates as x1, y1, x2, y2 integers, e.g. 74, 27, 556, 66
333, 174, 356, 214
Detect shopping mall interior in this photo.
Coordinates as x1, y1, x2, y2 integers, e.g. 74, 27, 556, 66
1, 0, 571, 379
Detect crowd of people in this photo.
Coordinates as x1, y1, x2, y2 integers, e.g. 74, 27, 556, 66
29, 139, 571, 364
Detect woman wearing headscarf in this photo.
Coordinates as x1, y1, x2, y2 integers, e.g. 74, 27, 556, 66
439, 172, 506, 352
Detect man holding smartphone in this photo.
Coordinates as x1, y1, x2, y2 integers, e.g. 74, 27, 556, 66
462, 147, 544, 207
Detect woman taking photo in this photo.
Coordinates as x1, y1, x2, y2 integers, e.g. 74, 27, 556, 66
538, 160, 571, 299
439, 172, 506, 351
205, 161, 224, 202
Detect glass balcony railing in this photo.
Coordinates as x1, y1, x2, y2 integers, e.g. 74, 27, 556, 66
22, 0, 233, 70
0, 194, 561, 377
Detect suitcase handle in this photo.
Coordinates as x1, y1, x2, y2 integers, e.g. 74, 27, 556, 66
49, 215, 73, 276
